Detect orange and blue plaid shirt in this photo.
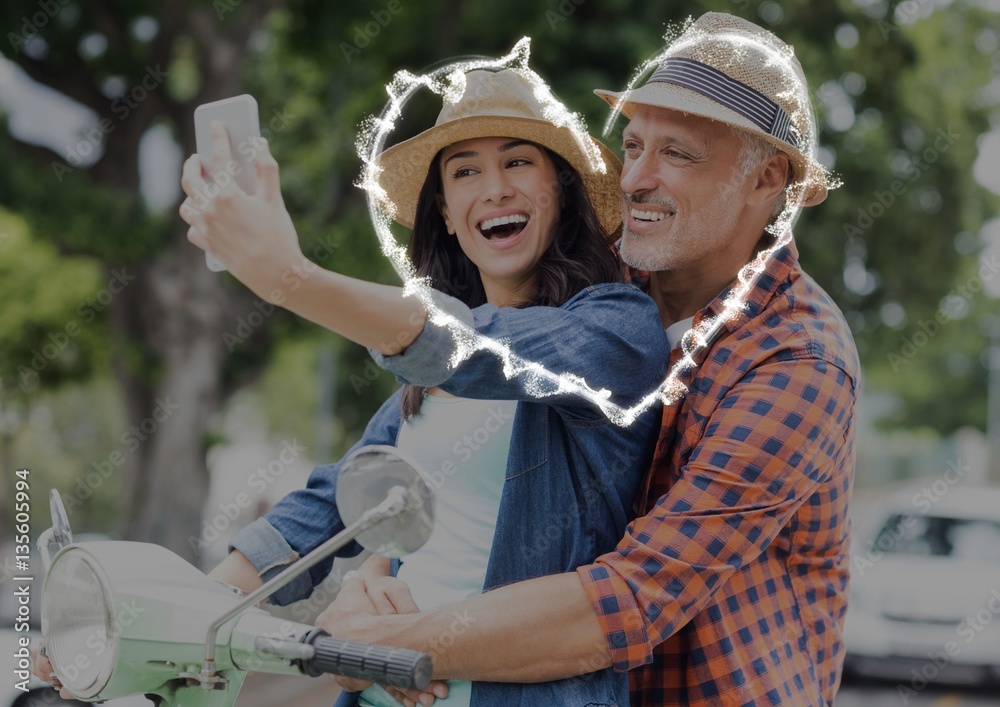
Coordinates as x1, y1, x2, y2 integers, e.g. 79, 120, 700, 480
576, 239, 860, 706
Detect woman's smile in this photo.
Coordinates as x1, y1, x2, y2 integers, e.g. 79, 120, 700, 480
476, 209, 531, 250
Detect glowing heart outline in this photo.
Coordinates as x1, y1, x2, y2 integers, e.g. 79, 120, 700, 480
356, 37, 802, 428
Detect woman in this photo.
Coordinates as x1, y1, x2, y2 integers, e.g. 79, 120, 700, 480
183, 68, 668, 707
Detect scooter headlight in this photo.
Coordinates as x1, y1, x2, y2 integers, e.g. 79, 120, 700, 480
42, 547, 117, 699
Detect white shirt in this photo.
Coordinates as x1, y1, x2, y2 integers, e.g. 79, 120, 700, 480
360, 395, 516, 707
666, 315, 696, 350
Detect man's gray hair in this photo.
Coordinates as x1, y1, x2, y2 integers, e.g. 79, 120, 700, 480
730, 127, 791, 223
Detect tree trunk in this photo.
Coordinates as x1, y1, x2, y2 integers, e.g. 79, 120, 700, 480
110, 4, 280, 563
2, 0, 285, 562
115, 239, 231, 563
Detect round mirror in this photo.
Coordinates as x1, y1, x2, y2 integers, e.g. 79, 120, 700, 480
336, 445, 434, 558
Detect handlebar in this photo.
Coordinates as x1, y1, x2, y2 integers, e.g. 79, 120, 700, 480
297, 628, 433, 690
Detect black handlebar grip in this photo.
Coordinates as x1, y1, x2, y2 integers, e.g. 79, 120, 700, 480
297, 628, 433, 690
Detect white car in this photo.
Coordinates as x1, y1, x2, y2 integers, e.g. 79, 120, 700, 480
843, 484, 1000, 687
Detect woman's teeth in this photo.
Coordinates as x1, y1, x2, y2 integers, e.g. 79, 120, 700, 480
480, 214, 528, 231
479, 213, 529, 239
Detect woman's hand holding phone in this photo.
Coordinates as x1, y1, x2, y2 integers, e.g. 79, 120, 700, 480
182, 104, 426, 357
180, 122, 306, 302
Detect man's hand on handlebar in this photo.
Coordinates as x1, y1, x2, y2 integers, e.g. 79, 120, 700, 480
318, 567, 448, 707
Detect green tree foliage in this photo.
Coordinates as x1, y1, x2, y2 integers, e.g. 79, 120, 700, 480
0, 0, 296, 558
276, 0, 1000, 433
0, 0, 997, 552
0, 209, 103, 391
787, 1, 999, 434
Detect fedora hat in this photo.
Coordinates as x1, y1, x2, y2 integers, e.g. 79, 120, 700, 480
376, 68, 623, 234
595, 12, 829, 207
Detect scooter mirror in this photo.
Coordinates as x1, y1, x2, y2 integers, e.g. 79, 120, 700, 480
49, 490, 73, 546
336, 445, 434, 558
38, 490, 74, 570
195, 445, 436, 686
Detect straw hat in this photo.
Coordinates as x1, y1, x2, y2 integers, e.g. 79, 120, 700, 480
376, 68, 623, 234
595, 12, 828, 207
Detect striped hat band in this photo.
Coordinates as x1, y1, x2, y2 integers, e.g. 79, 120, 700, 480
647, 56, 798, 149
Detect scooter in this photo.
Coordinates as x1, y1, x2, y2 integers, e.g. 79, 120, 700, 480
36, 445, 436, 707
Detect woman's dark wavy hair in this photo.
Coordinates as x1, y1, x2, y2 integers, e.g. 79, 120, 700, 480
400, 143, 623, 419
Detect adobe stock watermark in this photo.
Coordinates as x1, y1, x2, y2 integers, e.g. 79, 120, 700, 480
851, 457, 970, 577
521, 445, 642, 562
521, 472, 618, 561
65, 397, 181, 511
887, 254, 1000, 373
6, 0, 72, 54
547, 0, 586, 30
293, 576, 478, 663
349, 359, 389, 395
348, 310, 427, 394
188, 438, 307, 551
407, 405, 514, 499
181, 106, 296, 218
844, 126, 959, 242
0, 556, 20, 584
222, 235, 337, 351
292, 569, 342, 624
896, 587, 1000, 703
348, 166, 577, 385
17, 268, 136, 392
51, 64, 170, 181
45, 599, 146, 686
235, 620, 301, 673
349, 165, 595, 393
340, 0, 411, 64
14, 599, 145, 690
423, 608, 478, 661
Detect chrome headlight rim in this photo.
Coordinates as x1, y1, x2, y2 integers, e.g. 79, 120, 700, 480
42, 545, 119, 700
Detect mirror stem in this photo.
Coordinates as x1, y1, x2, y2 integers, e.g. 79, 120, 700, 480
199, 486, 410, 685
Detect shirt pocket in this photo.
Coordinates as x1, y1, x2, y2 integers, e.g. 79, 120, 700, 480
562, 416, 612, 429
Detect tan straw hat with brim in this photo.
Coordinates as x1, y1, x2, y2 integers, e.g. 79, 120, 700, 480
595, 12, 829, 207
376, 68, 623, 235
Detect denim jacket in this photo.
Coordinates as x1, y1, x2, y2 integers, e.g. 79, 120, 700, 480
230, 282, 669, 707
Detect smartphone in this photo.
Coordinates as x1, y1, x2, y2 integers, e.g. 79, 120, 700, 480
193, 94, 261, 272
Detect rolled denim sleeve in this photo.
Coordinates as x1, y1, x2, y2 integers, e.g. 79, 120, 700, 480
368, 289, 474, 387
372, 283, 668, 418
229, 518, 312, 606
228, 389, 405, 605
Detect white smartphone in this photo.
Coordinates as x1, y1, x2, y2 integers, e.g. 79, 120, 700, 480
193, 94, 261, 272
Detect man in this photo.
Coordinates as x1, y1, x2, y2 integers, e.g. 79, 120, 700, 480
313, 13, 859, 707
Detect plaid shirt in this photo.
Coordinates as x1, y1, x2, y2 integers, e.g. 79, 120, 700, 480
576, 239, 860, 706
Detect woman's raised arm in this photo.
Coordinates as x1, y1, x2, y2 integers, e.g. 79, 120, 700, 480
179, 122, 425, 356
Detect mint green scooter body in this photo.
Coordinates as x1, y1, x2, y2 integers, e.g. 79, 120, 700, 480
42, 541, 313, 706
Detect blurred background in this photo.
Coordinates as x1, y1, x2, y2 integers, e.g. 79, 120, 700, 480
0, 0, 998, 704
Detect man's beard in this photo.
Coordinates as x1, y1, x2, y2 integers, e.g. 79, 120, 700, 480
619, 182, 743, 272
620, 193, 676, 271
